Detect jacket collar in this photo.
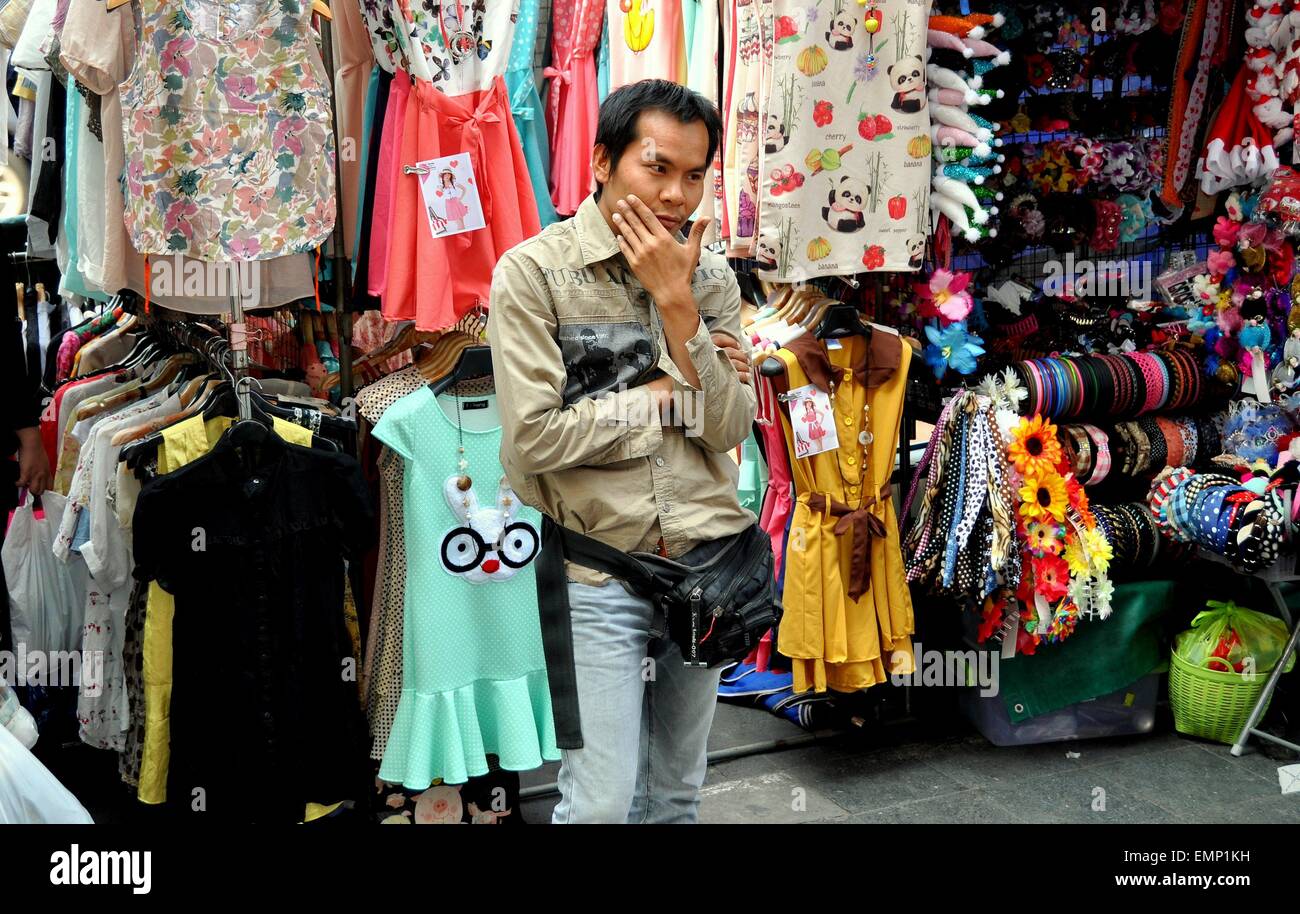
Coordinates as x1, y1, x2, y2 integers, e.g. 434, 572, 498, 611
574, 194, 621, 267
784, 329, 902, 392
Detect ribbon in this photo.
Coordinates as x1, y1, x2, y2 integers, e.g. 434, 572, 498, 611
807, 483, 892, 599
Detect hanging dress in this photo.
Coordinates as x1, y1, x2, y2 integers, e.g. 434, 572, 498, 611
546, 0, 605, 215
381, 73, 541, 331
605, 0, 684, 90
119, 0, 335, 261
371, 388, 559, 788
506, 0, 559, 227
772, 330, 915, 693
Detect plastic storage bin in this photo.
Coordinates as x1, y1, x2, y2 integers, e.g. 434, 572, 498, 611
958, 673, 1160, 747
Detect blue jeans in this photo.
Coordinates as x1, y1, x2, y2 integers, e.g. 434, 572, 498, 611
552, 579, 721, 824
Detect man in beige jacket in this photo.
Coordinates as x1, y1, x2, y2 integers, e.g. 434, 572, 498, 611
489, 80, 759, 823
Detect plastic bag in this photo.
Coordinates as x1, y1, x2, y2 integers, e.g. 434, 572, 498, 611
2, 494, 84, 655
0, 718, 93, 823
1174, 600, 1297, 674
0, 681, 37, 749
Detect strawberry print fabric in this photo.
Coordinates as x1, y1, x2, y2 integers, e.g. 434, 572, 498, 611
755, 0, 931, 278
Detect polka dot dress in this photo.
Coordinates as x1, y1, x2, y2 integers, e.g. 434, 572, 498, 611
356, 367, 429, 760
370, 385, 559, 788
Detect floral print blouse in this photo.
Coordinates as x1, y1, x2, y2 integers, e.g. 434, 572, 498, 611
120, 0, 336, 262
360, 0, 517, 95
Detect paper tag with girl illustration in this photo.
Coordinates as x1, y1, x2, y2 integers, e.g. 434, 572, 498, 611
416, 152, 486, 240
786, 383, 839, 459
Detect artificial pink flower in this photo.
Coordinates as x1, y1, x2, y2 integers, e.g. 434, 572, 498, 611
1206, 248, 1236, 277
1213, 216, 1241, 248
917, 268, 974, 323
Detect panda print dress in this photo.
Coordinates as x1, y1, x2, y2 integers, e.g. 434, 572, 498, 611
756, 0, 932, 279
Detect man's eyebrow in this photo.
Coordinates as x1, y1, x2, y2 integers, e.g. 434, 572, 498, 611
646, 150, 710, 172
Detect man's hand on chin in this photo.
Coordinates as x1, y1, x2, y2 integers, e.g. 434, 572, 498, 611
611, 194, 710, 316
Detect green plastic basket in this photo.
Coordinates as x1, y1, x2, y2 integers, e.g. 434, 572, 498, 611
1168, 650, 1273, 745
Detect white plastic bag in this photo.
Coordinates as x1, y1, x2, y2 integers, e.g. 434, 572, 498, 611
0, 719, 93, 823
0, 681, 37, 749
3, 494, 84, 655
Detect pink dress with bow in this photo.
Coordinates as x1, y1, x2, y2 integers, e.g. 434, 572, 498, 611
546, 0, 606, 215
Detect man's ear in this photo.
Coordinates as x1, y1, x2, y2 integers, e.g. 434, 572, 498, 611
591, 143, 612, 186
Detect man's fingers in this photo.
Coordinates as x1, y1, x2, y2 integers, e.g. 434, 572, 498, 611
615, 233, 638, 261
615, 198, 653, 244
689, 217, 711, 248
625, 195, 668, 237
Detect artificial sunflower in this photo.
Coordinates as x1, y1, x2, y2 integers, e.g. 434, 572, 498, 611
1007, 415, 1064, 477
1019, 470, 1069, 523
1024, 518, 1064, 556
1031, 553, 1071, 601
1063, 538, 1091, 576
1082, 527, 1113, 574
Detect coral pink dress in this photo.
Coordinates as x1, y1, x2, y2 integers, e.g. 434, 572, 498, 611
367, 70, 412, 299
381, 75, 541, 331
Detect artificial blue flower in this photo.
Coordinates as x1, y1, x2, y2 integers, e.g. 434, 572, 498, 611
923, 321, 986, 379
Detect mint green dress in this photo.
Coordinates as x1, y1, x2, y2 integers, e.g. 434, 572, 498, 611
372, 389, 558, 788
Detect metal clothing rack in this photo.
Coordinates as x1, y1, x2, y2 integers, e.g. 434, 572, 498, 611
1214, 553, 1300, 758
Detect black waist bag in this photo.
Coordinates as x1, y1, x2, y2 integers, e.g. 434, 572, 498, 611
544, 518, 781, 668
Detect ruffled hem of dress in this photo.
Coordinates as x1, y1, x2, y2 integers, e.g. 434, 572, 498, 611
377, 669, 559, 789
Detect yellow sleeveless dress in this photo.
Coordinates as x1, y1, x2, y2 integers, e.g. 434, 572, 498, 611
772, 331, 915, 693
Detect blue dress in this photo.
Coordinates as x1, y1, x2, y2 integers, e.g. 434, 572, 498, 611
505, 0, 558, 228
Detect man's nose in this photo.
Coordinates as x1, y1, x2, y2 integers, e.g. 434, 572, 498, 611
662, 180, 685, 207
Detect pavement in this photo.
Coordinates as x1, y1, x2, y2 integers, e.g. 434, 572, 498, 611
518, 700, 1300, 824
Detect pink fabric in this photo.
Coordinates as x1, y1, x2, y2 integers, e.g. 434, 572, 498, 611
56, 331, 82, 383
759, 413, 794, 582
367, 70, 412, 299
545, 0, 605, 215
382, 76, 542, 331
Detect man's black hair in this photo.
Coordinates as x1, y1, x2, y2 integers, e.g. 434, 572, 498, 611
593, 79, 722, 192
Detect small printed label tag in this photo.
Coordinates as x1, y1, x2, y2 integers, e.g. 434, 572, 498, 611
786, 382, 839, 459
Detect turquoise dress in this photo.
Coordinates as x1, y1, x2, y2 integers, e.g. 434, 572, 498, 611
597, 15, 610, 102
505, 0, 558, 227
372, 389, 558, 788
60, 91, 110, 303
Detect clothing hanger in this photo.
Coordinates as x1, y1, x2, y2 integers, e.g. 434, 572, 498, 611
430, 345, 493, 396
815, 302, 872, 339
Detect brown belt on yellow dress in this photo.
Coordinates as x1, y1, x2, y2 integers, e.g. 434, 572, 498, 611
807, 483, 892, 600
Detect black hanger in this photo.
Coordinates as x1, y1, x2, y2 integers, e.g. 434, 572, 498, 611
430, 345, 493, 395
815, 302, 871, 339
